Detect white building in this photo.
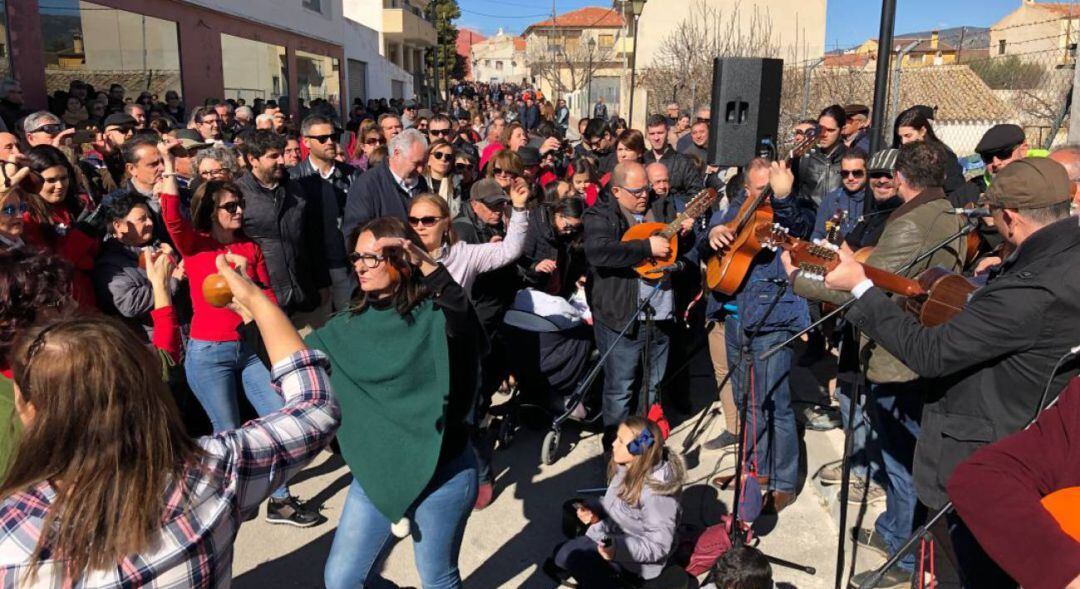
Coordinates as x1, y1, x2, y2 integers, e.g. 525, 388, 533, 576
469, 28, 529, 85
344, 0, 438, 101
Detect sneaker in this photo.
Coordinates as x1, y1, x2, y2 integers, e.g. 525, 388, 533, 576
848, 567, 912, 589
266, 496, 321, 528
703, 430, 739, 451
818, 462, 844, 485
474, 482, 494, 511
850, 527, 890, 558
847, 478, 886, 505
801, 405, 842, 431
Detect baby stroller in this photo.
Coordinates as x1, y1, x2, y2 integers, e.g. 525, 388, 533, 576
497, 288, 603, 465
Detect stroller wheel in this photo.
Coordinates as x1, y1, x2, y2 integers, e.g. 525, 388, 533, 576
498, 415, 516, 447
541, 429, 561, 465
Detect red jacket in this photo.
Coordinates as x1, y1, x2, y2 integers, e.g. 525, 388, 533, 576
948, 377, 1080, 589
21, 204, 98, 310
160, 192, 276, 342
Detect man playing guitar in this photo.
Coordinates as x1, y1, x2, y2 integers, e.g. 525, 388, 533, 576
699, 158, 814, 514
820, 157, 1080, 588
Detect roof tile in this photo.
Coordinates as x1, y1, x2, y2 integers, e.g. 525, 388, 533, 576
526, 6, 624, 32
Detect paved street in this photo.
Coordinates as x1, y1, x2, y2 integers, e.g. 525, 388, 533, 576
232, 357, 887, 588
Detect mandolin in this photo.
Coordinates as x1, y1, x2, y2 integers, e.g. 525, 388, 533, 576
623, 187, 719, 281
758, 224, 978, 326
705, 127, 820, 294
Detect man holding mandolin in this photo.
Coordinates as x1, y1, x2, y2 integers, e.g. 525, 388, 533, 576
820, 157, 1080, 587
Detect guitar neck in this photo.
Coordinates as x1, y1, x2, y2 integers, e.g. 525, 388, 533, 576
861, 265, 925, 298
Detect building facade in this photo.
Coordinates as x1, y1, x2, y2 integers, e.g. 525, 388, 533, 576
470, 29, 528, 85
344, 0, 436, 101
990, 0, 1079, 64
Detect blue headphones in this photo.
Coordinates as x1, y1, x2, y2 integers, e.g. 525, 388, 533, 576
627, 426, 655, 456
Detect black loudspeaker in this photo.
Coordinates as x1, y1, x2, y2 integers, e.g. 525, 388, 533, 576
706, 57, 784, 168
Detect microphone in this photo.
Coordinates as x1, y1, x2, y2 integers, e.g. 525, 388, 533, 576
952, 207, 992, 218
653, 261, 686, 274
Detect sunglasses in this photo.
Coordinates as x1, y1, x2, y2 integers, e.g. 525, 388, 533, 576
431, 151, 453, 162
429, 128, 451, 137
217, 200, 245, 214
980, 145, 1017, 165
365, 137, 385, 146
869, 172, 894, 181
493, 167, 519, 177
347, 252, 386, 268
1, 202, 27, 217
107, 125, 135, 135
408, 215, 444, 227
306, 133, 336, 144
840, 170, 866, 179
31, 123, 64, 135
454, 162, 471, 173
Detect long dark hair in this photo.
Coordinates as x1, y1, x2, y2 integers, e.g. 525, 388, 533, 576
892, 105, 940, 148
190, 180, 242, 234
25, 145, 84, 224
347, 217, 431, 316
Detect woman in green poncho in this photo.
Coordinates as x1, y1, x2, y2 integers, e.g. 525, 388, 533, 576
312, 216, 486, 589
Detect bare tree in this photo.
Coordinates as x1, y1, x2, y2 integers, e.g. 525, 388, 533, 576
642, 0, 783, 113
527, 33, 615, 97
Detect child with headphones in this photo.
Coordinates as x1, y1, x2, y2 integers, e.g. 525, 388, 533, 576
545, 416, 686, 588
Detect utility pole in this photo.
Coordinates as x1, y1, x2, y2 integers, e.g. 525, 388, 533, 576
868, 0, 898, 153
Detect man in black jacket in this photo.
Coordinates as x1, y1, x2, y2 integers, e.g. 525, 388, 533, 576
822, 158, 1080, 588
584, 161, 691, 448
237, 130, 324, 323
290, 114, 362, 311
643, 114, 704, 206
342, 128, 429, 238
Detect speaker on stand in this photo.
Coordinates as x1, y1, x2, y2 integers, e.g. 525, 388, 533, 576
706, 57, 784, 169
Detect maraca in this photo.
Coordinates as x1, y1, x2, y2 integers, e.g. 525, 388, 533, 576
137, 247, 165, 269
202, 274, 233, 308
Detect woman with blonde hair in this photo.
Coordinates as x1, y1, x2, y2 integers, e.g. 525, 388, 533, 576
423, 139, 465, 218
349, 119, 384, 171
546, 416, 685, 588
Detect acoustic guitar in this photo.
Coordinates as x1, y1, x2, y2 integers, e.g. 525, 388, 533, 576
757, 224, 977, 326
705, 128, 821, 294
623, 187, 719, 281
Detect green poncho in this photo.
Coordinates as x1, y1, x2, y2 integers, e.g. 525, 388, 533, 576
305, 299, 450, 521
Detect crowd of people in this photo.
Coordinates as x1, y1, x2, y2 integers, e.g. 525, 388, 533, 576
0, 73, 1076, 589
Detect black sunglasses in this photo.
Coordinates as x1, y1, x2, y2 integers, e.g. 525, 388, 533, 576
218, 200, 245, 214
429, 128, 451, 137
431, 151, 453, 162
493, 167, 519, 177
306, 133, 336, 144
840, 170, 866, 179
869, 171, 894, 180
454, 162, 471, 173
365, 137, 385, 146
31, 123, 64, 135
980, 145, 1018, 165
408, 215, 444, 227
107, 125, 135, 135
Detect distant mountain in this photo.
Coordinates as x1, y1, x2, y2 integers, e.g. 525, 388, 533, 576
896, 26, 990, 50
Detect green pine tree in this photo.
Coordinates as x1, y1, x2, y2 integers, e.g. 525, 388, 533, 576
425, 0, 465, 92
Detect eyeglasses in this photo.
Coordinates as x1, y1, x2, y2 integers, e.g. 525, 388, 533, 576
408, 215, 444, 227
305, 133, 336, 144
31, 123, 64, 135
365, 137, 386, 146
617, 185, 648, 196
200, 168, 229, 179
869, 172, 894, 181
493, 167, 519, 177
431, 150, 453, 162
1, 202, 27, 217
980, 145, 1017, 165
199, 118, 220, 126
217, 200, 245, 214
429, 128, 451, 137
840, 169, 866, 179
347, 252, 386, 268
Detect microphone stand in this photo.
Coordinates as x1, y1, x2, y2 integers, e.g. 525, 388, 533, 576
833, 326, 868, 589
726, 280, 816, 576
759, 219, 978, 362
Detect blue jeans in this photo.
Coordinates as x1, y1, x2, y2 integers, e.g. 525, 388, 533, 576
834, 380, 884, 485
868, 381, 923, 572
594, 319, 670, 429
324, 450, 478, 589
185, 338, 288, 499
724, 316, 799, 494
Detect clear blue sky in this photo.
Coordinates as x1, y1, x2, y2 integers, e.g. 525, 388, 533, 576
457, 0, 1043, 50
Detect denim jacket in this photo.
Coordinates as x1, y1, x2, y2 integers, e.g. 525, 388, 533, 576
698, 189, 812, 333
811, 185, 867, 242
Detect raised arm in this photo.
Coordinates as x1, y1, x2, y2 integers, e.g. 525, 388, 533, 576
460, 208, 529, 275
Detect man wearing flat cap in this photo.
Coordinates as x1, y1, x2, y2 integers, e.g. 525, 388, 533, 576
972, 123, 1049, 193
821, 156, 1080, 588
843, 104, 871, 153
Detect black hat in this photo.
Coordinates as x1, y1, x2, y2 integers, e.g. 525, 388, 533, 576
469, 178, 509, 205
517, 146, 541, 167
844, 104, 870, 117
103, 113, 136, 129
975, 124, 1025, 155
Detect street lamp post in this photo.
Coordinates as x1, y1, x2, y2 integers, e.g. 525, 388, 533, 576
628, 0, 647, 126
587, 37, 596, 118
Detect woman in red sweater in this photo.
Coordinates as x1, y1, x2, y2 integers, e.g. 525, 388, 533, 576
158, 140, 319, 527
21, 145, 98, 309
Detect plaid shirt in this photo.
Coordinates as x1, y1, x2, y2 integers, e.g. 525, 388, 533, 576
0, 350, 340, 588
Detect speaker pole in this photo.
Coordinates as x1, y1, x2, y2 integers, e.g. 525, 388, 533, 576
868, 0, 898, 153
628, 0, 647, 127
